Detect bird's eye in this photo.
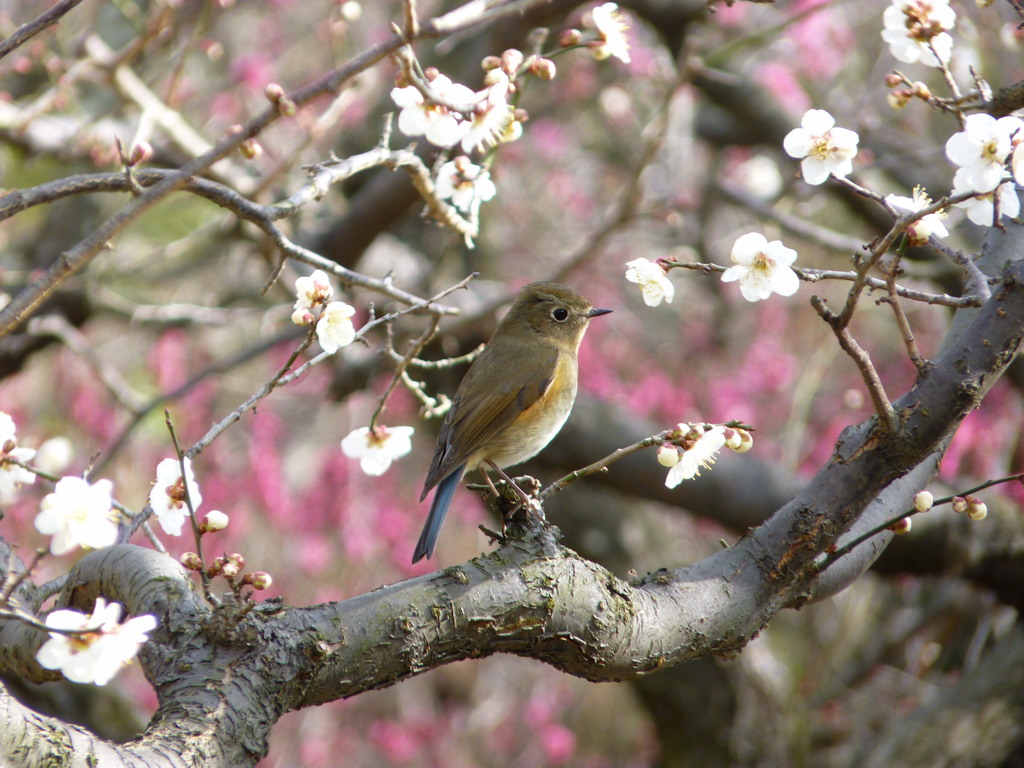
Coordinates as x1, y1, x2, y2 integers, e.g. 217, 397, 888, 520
551, 307, 569, 322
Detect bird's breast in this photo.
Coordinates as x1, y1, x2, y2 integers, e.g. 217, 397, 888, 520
470, 352, 578, 470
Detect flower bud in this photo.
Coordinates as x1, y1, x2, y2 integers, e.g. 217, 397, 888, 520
264, 82, 285, 102
228, 552, 245, 568
913, 490, 933, 513
239, 138, 263, 160
249, 571, 273, 590
966, 499, 988, 521
888, 516, 912, 534
291, 307, 315, 326
883, 72, 903, 88
559, 28, 583, 47
481, 55, 501, 71
530, 57, 557, 80
657, 443, 681, 467
911, 81, 931, 100
733, 429, 754, 454
276, 97, 297, 117
200, 510, 229, 532
501, 48, 524, 76
221, 561, 240, 578
129, 141, 153, 166
180, 552, 203, 571
952, 495, 968, 513
887, 89, 913, 110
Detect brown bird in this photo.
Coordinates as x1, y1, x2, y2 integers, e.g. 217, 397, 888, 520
413, 281, 611, 563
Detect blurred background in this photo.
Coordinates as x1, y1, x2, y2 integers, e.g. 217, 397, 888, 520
2, 0, 1024, 765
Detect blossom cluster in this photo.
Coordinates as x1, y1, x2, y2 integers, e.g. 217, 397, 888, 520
291, 269, 358, 354
657, 423, 753, 489
389, 3, 631, 216
881, 0, 955, 68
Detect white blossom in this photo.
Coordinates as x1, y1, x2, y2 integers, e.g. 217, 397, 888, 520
783, 109, 859, 185
435, 157, 497, 214
881, 0, 955, 67
148, 457, 201, 536
722, 232, 800, 302
316, 301, 357, 353
885, 186, 949, 245
36, 598, 157, 686
590, 3, 631, 63
625, 258, 674, 306
341, 425, 414, 476
391, 74, 475, 148
665, 427, 726, 488
34, 476, 118, 555
954, 179, 1020, 225
945, 114, 1024, 194
293, 269, 333, 311
461, 73, 515, 154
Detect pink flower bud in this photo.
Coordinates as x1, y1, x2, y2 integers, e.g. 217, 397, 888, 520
559, 28, 582, 47
180, 552, 202, 570
249, 571, 273, 590
888, 517, 912, 535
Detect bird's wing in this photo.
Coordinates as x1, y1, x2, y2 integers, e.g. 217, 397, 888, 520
421, 340, 559, 497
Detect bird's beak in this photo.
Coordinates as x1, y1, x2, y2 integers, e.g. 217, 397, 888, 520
587, 308, 613, 318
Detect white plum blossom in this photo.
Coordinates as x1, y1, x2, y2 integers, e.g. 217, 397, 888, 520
589, 3, 631, 63
148, 457, 202, 536
36, 598, 157, 686
954, 179, 1020, 225
34, 476, 118, 555
461, 72, 515, 154
664, 426, 727, 489
391, 74, 475, 148
881, 0, 955, 67
945, 114, 1024, 194
783, 109, 860, 185
435, 157, 497, 214
885, 186, 949, 245
625, 258, 674, 306
293, 269, 333, 311
316, 301, 357, 353
341, 425, 414, 476
0, 411, 36, 501
722, 232, 800, 302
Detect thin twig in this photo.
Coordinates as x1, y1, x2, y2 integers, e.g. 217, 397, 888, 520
811, 296, 897, 432
165, 411, 213, 602
665, 261, 983, 308
879, 267, 926, 370
370, 316, 442, 431
539, 431, 673, 500
0, 0, 88, 60
818, 472, 1024, 570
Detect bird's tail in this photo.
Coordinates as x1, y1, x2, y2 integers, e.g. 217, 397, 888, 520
412, 464, 466, 563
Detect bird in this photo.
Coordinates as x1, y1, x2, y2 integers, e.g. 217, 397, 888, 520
413, 281, 611, 563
